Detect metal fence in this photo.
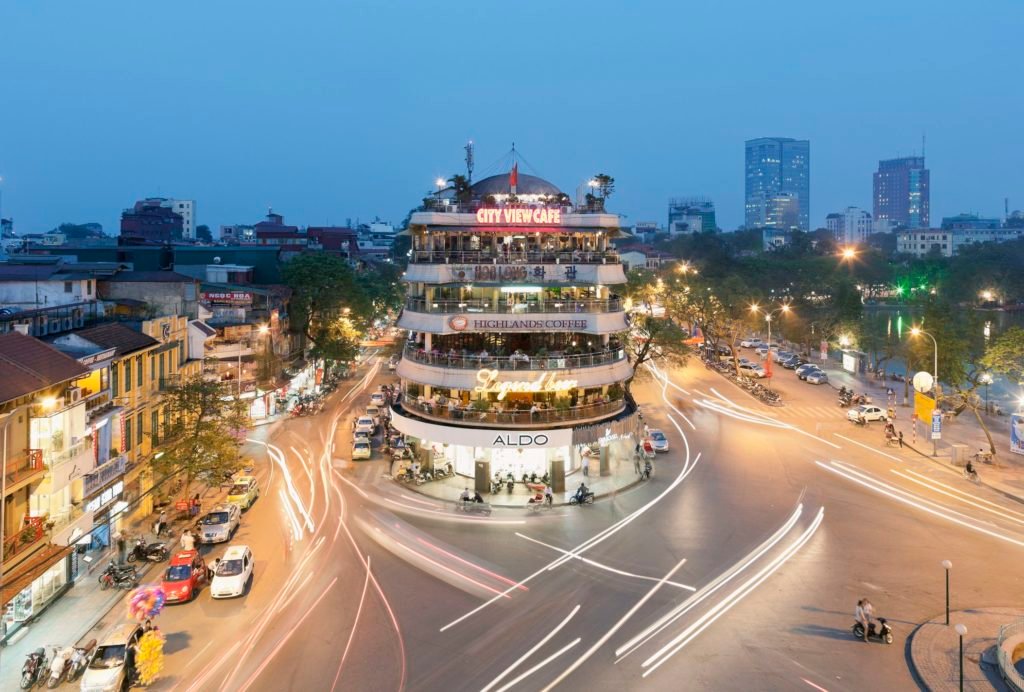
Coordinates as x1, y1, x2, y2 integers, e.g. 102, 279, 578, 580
404, 296, 623, 314
403, 344, 626, 371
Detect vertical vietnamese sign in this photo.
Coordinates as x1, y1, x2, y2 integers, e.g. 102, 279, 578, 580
931, 411, 942, 440
1010, 414, 1024, 456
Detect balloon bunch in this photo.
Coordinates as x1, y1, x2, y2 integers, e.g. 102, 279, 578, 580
136, 630, 165, 686
128, 586, 166, 621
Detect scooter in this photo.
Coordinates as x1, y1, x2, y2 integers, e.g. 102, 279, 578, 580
98, 563, 139, 590
641, 460, 652, 480
455, 499, 492, 516
852, 618, 894, 644
127, 536, 169, 563
569, 491, 595, 506
21, 648, 48, 689
46, 647, 74, 688
64, 639, 96, 683
506, 477, 515, 493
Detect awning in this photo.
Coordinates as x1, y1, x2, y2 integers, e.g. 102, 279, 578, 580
0, 544, 73, 608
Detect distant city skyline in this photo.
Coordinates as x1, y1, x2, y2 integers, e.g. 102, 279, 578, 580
0, 1, 1021, 234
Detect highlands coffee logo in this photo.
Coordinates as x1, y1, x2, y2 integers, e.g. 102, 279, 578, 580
448, 315, 469, 331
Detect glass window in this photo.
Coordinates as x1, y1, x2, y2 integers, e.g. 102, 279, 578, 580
111, 364, 119, 396
150, 355, 155, 381
136, 412, 143, 445
124, 418, 133, 452
151, 411, 159, 445
136, 356, 143, 387
64, 282, 72, 293
124, 361, 132, 392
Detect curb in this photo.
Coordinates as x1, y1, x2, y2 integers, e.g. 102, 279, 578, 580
396, 472, 647, 509
904, 617, 932, 692
901, 441, 1024, 507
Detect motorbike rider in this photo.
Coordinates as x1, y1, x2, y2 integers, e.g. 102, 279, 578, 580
472, 490, 484, 503
575, 482, 590, 503
965, 458, 976, 479
855, 599, 869, 641
544, 484, 553, 506
460, 488, 470, 504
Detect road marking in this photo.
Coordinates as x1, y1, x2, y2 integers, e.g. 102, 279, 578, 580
832, 433, 902, 462
802, 678, 830, 691
516, 533, 696, 591
480, 604, 581, 692
541, 559, 688, 691
184, 641, 213, 669
641, 509, 825, 677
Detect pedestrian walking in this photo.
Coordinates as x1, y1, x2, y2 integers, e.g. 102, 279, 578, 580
153, 510, 167, 537
115, 531, 126, 564
582, 459, 589, 477
898, 431, 904, 448
180, 529, 196, 552
190, 493, 201, 517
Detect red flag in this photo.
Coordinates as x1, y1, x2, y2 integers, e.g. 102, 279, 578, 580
764, 353, 773, 378
509, 163, 518, 192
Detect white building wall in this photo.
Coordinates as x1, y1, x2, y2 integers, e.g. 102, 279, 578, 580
0, 278, 94, 308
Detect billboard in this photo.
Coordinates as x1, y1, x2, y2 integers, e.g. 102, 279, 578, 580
1011, 414, 1024, 456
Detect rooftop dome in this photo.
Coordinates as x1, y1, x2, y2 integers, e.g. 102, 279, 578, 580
470, 172, 563, 198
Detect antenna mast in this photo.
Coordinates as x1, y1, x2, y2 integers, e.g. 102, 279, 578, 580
465, 140, 475, 184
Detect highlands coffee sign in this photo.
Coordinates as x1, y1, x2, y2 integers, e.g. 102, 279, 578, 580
476, 208, 562, 224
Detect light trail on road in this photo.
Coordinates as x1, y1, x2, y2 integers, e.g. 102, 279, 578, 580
639, 507, 825, 678
332, 556, 372, 692
480, 604, 581, 692
515, 532, 696, 591
832, 433, 902, 462
892, 468, 1024, 524
540, 558, 689, 691
817, 460, 1024, 548
615, 502, 805, 661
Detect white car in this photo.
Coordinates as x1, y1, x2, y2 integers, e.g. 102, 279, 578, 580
211, 545, 254, 599
648, 429, 669, 452
365, 404, 382, 425
847, 405, 887, 422
197, 503, 241, 544
755, 343, 780, 357
740, 338, 764, 348
738, 362, 767, 378
80, 622, 142, 692
805, 371, 829, 385
354, 416, 375, 435
352, 440, 372, 459
370, 391, 386, 406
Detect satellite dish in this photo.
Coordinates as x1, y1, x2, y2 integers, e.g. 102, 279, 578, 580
213, 256, 221, 264
912, 371, 934, 394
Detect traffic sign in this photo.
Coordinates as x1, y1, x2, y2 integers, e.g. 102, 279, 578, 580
931, 411, 942, 440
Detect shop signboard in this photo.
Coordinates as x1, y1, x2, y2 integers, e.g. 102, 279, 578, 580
1011, 414, 1024, 456
201, 290, 253, 305
476, 208, 562, 225
474, 369, 578, 401
931, 412, 942, 440
389, 407, 573, 449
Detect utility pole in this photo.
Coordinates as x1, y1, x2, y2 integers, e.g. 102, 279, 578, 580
464, 140, 474, 184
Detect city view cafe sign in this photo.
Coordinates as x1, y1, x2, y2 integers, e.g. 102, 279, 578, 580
476, 208, 562, 224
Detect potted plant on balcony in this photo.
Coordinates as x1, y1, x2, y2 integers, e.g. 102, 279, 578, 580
51, 430, 64, 452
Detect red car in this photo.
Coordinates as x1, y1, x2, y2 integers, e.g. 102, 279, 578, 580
162, 550, 208, 603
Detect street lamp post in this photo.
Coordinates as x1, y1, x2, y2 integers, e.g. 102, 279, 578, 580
435, 178, 446, 206
954, 623, 967, 691
750, 303, 792, 391
911, 327, 940, 456
980, 373, 993, 414
942, 559, 952, 625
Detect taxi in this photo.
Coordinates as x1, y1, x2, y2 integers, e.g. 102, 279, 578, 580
162, 550, 208, 603
227, 476, 259, 510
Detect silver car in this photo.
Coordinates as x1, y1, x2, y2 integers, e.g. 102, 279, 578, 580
197, 503, 241, 544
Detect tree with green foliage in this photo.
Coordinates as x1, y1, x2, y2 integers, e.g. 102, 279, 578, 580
447, 174, 472, 204
152, 376, 250, 497
982, 326, 1024, 386
283, 253, 372, 363
622, 309, 690, 396
195, 224, 213, 242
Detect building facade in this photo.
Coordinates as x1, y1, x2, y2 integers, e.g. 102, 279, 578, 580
745, 137, 810, 230
873, 156, 929, 229
668, 197, 716, 234
120, 199, 184, 243
393, 169, 639, 492
896, 227, 1024, 257
826, 207, 874, 246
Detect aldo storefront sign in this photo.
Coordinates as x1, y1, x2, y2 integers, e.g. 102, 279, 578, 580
492, 433, 549, 447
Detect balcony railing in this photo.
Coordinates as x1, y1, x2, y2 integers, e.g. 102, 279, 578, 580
2, 515, 47, 561
410, 250, 619, 265
3, 452, 47, 491
398, 398, 626, 427
404, 296, 623, 315
46, 440, 89, 468
403, 343, 627, 371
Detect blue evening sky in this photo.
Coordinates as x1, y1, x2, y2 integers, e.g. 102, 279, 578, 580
1, 0, 1021, 234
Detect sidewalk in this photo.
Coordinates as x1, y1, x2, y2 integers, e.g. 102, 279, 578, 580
909, 607, 1019, 691
391, 438, 649, 507
0, 481, 229, 691
819, 362, 1024, 504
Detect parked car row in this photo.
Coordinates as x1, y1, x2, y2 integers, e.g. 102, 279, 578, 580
738, 338, 830, 385
352, 385, 395, 459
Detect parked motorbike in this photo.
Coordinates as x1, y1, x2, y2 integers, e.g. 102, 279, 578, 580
506, 478, 514, 493
127, 537, 169, 563
64, 639, 96, 683
46, 647, 74, 688
852, 618, 894, 644
98, 563, 139, 590
21, 648, 48, 689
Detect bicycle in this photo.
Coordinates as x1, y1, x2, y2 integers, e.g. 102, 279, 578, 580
963, 467, 980, 483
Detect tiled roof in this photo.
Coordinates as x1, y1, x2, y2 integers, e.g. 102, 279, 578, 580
74, 323, 159, 356
0, 333, 90, 404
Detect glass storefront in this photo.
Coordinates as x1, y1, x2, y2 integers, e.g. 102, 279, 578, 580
1, 557, 70, 643
404, 438, 572, 478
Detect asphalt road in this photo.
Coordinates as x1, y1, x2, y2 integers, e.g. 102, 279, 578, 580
74, 349, 1024, 691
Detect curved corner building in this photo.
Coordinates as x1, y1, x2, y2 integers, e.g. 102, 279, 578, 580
391, 169, 639, 490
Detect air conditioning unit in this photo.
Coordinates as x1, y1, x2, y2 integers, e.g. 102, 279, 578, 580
68, 387, 82, 403
63, 317, 74, 330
